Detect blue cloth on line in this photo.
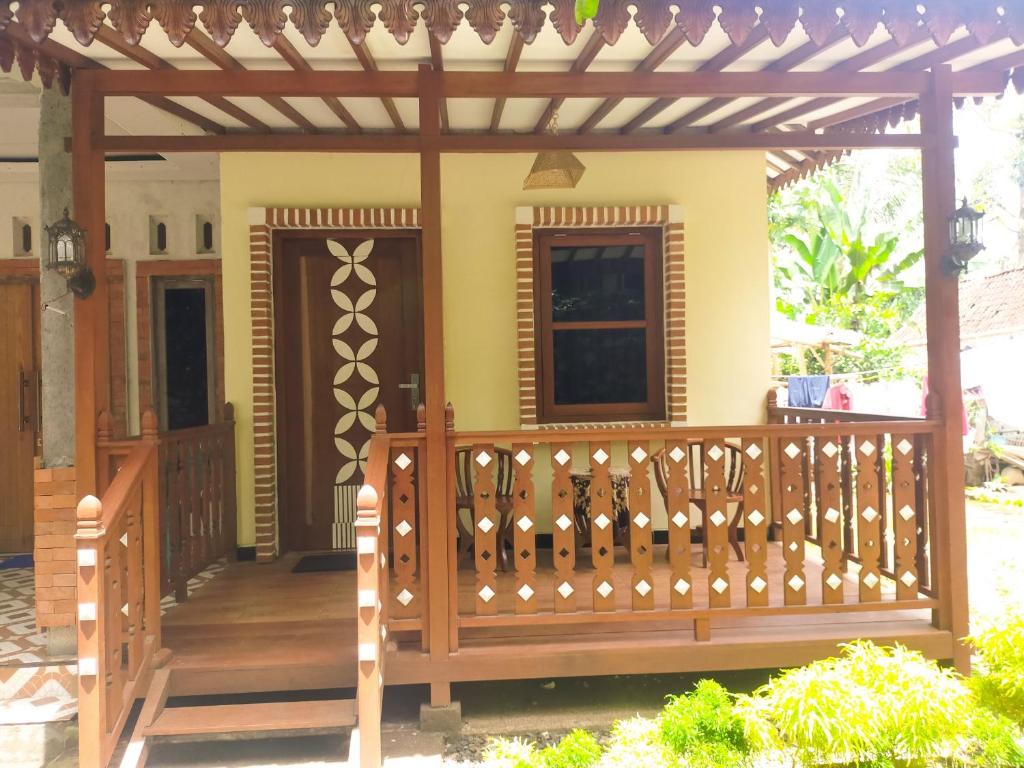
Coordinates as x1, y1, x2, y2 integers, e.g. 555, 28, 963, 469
788, 375, 831, 408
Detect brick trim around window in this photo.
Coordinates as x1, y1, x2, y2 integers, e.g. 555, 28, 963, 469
248, 207, 421, 562
515, 205, 686, 428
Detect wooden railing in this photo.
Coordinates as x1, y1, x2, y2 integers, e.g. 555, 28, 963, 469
444, 409, 941, 643
96, 406, 237, 601
76, 411, 163, 768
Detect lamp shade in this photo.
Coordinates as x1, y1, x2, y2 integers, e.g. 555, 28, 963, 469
523, 150, 586, 190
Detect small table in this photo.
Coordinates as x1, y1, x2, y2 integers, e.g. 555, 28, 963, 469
570, 467, 631, 550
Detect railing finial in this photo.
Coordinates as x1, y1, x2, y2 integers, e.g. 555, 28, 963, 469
97, 410, 113, 443
223, 402, 235, 423
76, 494, 103, 530
925, 391, 942, 420
416, 402, 426, 432
374, 404, 388, 434
444, 402, 455, 431
141, 408, 159, 438
357, 484, 379, 515
767, 388, 778, 407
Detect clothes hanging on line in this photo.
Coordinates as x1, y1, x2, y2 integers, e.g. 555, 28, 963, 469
787, 375, 831, 408
822, 382, 853, 411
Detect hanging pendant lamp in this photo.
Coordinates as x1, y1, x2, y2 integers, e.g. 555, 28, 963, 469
523, 112, 586, 190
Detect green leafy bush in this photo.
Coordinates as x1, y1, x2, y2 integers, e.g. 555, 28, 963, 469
736, 641, 974, 767
483, 737, 538, 768
967, 708, 1024, 767
659, 679, 749, 767
596, 716, 677, 768
972, 613, 1024, 724
536, 729, 602, 768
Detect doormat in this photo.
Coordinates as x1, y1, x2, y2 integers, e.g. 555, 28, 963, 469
0, 554, 33, 570
291, 553, 357, 573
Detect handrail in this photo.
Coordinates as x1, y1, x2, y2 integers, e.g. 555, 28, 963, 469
769, 405, 924, 423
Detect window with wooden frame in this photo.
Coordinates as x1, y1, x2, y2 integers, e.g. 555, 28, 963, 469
533, 227, 665, 423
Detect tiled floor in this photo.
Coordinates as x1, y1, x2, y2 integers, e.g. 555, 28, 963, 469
0, 567, 50, 665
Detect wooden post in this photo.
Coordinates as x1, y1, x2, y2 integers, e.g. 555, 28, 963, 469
141, 410, 162, 651
418, 63, 453, 708
75, 494, 107, 768
354, 486, 382, 768
72, 70, 109, 496
920, 64, 971, 672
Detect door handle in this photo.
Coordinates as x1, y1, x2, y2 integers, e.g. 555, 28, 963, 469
397, 373, 420, 411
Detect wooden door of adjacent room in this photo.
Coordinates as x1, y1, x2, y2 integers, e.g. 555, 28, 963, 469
0, 280, 39, 554
275, 230, 424, 553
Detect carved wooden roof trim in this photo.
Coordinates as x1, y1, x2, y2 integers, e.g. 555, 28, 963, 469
2, 1, 1017, 52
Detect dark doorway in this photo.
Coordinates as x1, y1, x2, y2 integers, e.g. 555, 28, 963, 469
153, 279, 215, 431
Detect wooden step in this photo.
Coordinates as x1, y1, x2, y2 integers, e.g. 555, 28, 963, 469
144, 698, 357, 738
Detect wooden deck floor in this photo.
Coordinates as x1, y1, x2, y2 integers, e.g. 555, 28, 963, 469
161, 547, 952, 695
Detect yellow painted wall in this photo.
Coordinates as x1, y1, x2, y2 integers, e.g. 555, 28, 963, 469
221, 152, 770, 546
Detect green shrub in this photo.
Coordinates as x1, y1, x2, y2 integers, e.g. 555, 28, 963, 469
536, 729, 602, 768
736, 641, 974, 766
972, 613, 1024, 724
967, 708, 1024, 767
483, 737, 538, 768
597, 716, 677, 768
659, 679, 749, 766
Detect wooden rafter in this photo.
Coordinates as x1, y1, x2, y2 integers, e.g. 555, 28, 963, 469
1, 22, 224, 134
272, 36, 361, 132
348, 40, 406, 132
534, 30, 605, 134
620, 26, 771, 135
184, 28, 318, 134
664, 26, 850, 133
490, 34, 524, 133
92, 25, 269, 133
428, 35, 449, 133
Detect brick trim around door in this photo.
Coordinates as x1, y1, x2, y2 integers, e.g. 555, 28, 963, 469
515, 205, 686, 428
248, 207, 421, 561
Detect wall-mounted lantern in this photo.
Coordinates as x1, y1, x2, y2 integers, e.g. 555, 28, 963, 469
947, 197, 985, 275
44, 207, 94, 298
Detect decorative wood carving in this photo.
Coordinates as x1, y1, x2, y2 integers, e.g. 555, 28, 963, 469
151, 0, 197, 47
390, 446, 419, 619
633, 0, 671, 45
421, 0, 462, 43
922, 0, 959, 45
741, 438, 768, 608
15, 40, 34, 81
465, 0, 505, 45
61, 1, 105, 47
760, 0, 798, 46
855, 434, 883, 602
550, 443, 576, 613
779, 437, 807, 606
36, 51, 55, 87
675, 0, 716, 46
508, 0, 546, 44
548, 0, 580, 45
289, 0, 331, 47
703, 439, 731, 609
378, 0, 418, 45
108, 0, 151, 46
816, 434, 843, 605
881, 0, 921, 47
17, 0, 58, 43
242, 0, 288, 47
0, 2, 11, 33
335, 0, 376, 45
472, 444, 498, 616
665, 439, 692, 609
589, 441, 615, 612
198, 1, 241, 47
627, 441, 654, 611
58, 61, 72, 94
0, 34, 13, 73
593, 0, 630, 46
717, 0, 759, 46
511, 443, 537, 614
839, 1, 880, 47
1004, 2, 1024, 47
799, 0, 839, 46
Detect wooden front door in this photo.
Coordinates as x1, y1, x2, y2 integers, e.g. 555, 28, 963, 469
0, 281, 38, 553
275, 230, 423, 552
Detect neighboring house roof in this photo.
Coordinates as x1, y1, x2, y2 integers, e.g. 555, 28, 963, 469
894, 266, 1024, 348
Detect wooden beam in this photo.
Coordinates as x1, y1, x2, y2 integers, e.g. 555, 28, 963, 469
93, 24, 270, 133
3, 22, 225, 135
577, 27, 687, 134
349, 40, 406, 131
184, 28, 318, 134
620, 26, 771, 134
428, 35, 450, 133
490, 34, 524, 133
96, 130, 930, 154
664, 26, 850, 133
534, 30, 605, 134
272, 36, 361, 132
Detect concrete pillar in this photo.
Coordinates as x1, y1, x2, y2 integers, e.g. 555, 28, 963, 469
37, 86, 77, 657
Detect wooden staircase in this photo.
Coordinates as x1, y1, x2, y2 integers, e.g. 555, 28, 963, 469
121, 665, 359, 768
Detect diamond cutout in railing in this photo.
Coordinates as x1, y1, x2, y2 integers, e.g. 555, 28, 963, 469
633, 512, 650, 529
596, 581, 613, 598
673, 579, 690, 596
745, 443, 762, 460
821, 441, 838, 458
862, 572, 880, 589
514, 449, 532, 466
631, 446, 648, 463
394, 452, 412, 471
900, 571, 917, 587
592, 448, 609, 465
395, 520, 412, 537
668, 446, 685, 463
707, 444, 724, 462
709, 510, 726, 527
555, 514, 572, 531
478, 585, 495, 603
557, 581, 574, 599
788, 541, 799, 552
861, 507, 879, 523
558, 547, 570, 559
672, 511, 687, 528
748, 510, 764, 526
475, 450, 492, 467
478, 516, 495, 534
896, 438, 913, 455
594, 513, 611, 530
518, 584, 535, 602
824, 507, 840, 524
786, 508, 803, 525
898, 505, 915, 522
788, 575, 805, 591
826, 573, 843, 591
711, 577, 728, 594
520, 548, 530, 560
784, 442, 800, 459
860, 440, 876, 456
554, 449, 571, 466
396, 589, 414, 606
517, 516, 534, 532
120, 533, 128, 547
635, 580, 651, 597
750, 576, 767, 594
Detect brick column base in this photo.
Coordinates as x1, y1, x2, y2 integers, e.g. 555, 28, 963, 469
33, 461, 78, 632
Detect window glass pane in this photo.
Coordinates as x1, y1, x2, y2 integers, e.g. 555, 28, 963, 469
550, 244, 645, 322
553, 329, 647, 405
